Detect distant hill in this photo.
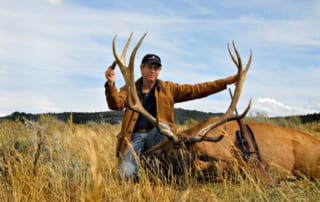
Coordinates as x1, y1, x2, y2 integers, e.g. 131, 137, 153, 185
0, 108, 223, 125
1, 110, 319, 125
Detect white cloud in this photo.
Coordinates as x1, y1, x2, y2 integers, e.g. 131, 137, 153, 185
0, 87, 108, 116
48, 0, 62, 6
0, 91, 59, 114
250, 98, 315, 117
175, 97, 318, 118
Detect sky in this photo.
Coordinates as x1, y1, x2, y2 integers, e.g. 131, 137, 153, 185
0, 0, 319, 117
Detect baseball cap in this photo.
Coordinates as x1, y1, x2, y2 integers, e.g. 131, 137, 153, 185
141, 54, 162, 67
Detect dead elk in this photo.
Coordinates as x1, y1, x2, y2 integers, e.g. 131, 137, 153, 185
112, 33, 320, 182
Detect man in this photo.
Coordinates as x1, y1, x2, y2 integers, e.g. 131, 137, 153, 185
105, 53, 238, 180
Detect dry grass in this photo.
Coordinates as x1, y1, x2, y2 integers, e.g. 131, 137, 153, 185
0, 115, 319, 201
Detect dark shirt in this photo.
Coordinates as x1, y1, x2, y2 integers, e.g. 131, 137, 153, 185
133, 81, 157, 133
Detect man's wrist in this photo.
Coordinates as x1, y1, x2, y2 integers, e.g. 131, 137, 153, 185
104, 81, 115, 88
108, 80, 115, 86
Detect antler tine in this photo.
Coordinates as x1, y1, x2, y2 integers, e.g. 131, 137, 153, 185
232, 41, 243, 70
112, 34, 128, 78
120, 32, 133, 63
245, 50, 253, 73
129, 32, 147, 83
124, 33, 148, 115
228, 42, 238, 67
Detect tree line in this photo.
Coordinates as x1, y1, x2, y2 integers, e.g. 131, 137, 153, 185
0, 108, 223, 125
1, 110, 319, 125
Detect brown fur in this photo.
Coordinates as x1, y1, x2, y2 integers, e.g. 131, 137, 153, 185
178, 118, 320, 179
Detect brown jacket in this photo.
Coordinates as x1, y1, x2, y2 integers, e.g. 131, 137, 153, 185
105, 77, 228, 159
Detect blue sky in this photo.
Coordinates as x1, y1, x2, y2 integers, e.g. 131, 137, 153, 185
0, 0, 319, 117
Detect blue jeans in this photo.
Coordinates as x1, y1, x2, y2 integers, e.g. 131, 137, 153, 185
118, 127, 166, 180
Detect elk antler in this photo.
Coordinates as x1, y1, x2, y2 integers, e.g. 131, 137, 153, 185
112, 33, 179, 143
185, 41, 252, 144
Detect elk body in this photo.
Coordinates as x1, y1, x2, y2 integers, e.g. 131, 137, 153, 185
171, 119, 320, 180
112, 33, 320, 181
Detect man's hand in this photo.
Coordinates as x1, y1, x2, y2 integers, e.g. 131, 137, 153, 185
105, 61, 116, 83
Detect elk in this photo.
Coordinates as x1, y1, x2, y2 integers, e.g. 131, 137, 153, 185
112, 33, 320, 181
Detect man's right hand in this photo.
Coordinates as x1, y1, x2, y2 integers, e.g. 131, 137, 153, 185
105, 61, 116, 83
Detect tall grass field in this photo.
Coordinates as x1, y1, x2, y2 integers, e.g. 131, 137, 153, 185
0, 115, 319, 201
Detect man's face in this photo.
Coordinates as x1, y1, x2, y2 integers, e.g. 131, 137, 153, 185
140, 63, 161, 83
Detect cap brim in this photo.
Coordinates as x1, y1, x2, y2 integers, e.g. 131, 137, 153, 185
142, 59, 162, 66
